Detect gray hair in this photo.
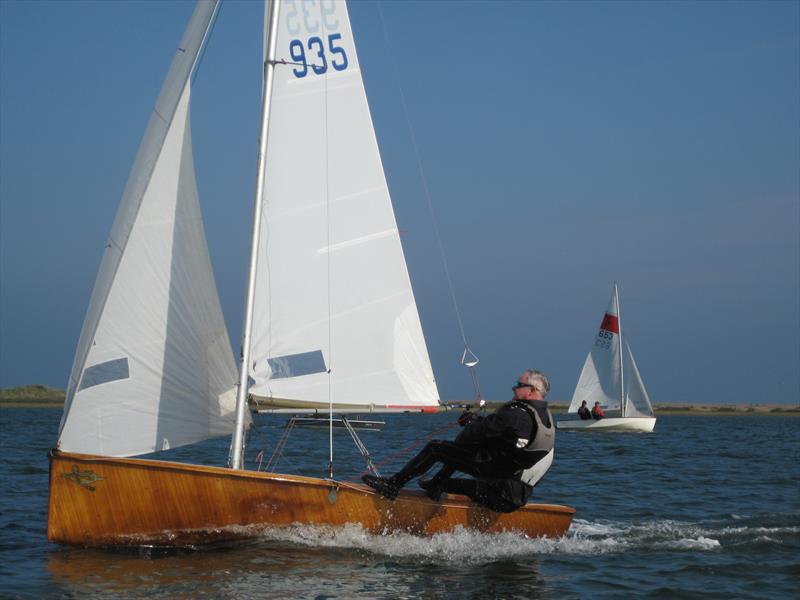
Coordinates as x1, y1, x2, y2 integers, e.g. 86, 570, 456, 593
524, 370, 550, 397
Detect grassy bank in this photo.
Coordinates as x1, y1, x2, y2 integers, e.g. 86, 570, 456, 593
2, 386, 798, 415
648, 404, 800, 416
0, 385, 65, 407
451, 401, 800, 417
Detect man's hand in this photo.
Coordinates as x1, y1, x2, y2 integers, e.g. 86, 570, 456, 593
457, 410, 477, 427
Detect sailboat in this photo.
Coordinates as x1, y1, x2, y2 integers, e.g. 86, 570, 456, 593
47, 0, 574, 547
558, 284, 656, 432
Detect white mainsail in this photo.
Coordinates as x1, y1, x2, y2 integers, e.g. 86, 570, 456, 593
58, 1, 239, 457
248, 0, 439, 411
568, 289, 623, 413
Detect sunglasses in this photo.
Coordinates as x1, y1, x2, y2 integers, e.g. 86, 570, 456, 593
513, 382, 534, 390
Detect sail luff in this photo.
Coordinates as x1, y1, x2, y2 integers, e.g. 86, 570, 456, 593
229, 0, 282, 470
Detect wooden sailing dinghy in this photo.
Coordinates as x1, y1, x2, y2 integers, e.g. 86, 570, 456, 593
48, 0, 574, 547
558, 284, 657, 432
48, 452, 574, 546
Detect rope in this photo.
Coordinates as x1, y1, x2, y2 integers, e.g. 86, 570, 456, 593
350, 418, 460, 481
469, 366, 484, 404
376, 6, 467, 347
375, 4, 482, 401
264, 418, 296, 472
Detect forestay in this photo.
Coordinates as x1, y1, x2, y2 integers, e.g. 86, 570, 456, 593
248, 0, 439, 411
58, 0, 239, 457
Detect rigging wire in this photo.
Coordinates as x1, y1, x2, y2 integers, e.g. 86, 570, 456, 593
351, 419, 460, 482
264, 417, 297, 472
375, 2, 482, 403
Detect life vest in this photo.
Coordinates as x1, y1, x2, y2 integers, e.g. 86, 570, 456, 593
507, 400, 555, 486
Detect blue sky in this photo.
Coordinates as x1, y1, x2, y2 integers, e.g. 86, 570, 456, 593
1, 0, 798, 405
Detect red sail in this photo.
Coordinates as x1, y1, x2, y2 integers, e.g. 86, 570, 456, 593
600, 313, 619, 334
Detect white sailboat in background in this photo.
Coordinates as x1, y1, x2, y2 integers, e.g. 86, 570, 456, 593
558, 284, 656, 432
48, 0, 574, 547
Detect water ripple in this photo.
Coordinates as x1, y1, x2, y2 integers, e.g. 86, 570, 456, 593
1, 410, 798, 599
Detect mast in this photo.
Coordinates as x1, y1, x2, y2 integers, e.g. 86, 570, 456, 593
229, 0, 281, 470
615, 283, 626, 418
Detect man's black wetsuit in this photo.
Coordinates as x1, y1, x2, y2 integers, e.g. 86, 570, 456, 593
371, 400, 554, 512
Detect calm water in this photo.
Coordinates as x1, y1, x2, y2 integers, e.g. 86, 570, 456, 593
1, 409, 798, 599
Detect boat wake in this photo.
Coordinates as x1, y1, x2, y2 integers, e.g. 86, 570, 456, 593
245, 514, 799, 560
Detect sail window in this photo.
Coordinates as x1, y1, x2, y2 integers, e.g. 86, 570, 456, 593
267, 351, 327, 379
79, 357, 130, 391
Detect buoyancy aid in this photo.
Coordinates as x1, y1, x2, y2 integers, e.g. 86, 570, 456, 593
507, 401, 555, 486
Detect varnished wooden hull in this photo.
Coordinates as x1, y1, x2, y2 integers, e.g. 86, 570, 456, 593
48, 451, 575, 547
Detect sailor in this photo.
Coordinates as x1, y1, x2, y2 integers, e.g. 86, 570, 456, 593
363, 369, 555, 513
591, 401, 605, 420
578, 400, 592, 420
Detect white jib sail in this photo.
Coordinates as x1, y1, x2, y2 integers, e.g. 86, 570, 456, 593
248, 0, 439, 410
623, 342, 654, 417
568, 289, 622, 413
58, 0, 240, 457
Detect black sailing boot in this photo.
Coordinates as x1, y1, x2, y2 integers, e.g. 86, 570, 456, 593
362, 474, 400, 500
418, 478, 444, 501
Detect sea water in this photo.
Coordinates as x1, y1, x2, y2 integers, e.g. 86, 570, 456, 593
1, 409, 797, 599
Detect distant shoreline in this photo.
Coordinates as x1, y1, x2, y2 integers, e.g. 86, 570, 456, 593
465, 401, 800, 417
2, 385, 798, 415
0, 385, 64, 407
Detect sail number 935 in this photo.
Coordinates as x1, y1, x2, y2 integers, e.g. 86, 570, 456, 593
289, 34, 348, 78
